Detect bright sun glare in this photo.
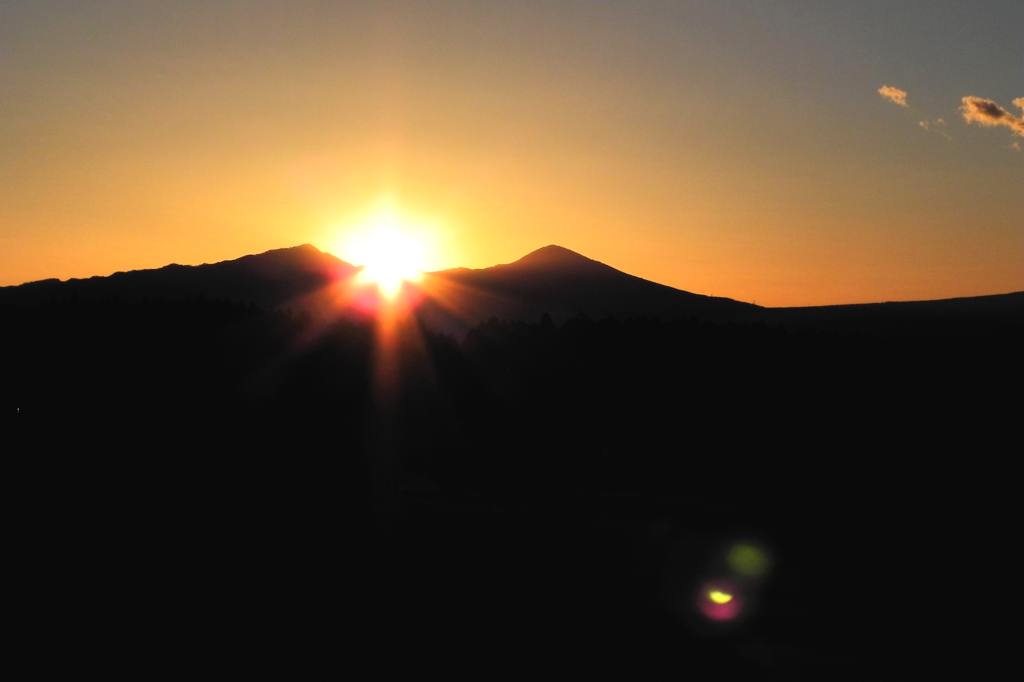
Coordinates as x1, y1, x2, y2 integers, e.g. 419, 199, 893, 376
335, 205, 432, 300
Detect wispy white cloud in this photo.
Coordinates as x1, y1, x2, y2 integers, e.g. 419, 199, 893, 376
877, 85, 908, 107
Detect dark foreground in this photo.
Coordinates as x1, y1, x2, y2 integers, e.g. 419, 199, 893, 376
5, 297, 1021, 678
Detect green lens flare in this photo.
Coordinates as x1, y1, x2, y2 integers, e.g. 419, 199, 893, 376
727, 543, 770, 578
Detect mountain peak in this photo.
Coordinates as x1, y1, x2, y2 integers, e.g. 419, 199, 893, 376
512, 244, 605, 270
244, 243, 331, 261
233, 244, 350, 274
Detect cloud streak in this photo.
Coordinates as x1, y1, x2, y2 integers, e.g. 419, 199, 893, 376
918, 117, 951, 139
960, 95, 1024, 138
878, 85, 908, 107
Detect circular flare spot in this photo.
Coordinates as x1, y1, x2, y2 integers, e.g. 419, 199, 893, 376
697, 580, 743, 622
727, 542, 771, 579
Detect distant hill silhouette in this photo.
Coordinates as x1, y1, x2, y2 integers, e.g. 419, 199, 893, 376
765, 291, 1024, 334
2, 242, 1020, 334
415, 245, 758, 333
0, 244, 353, 310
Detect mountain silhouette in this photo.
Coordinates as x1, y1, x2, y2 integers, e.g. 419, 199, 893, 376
415, 244, 758, 333
2, 243, 1020, 334
769, 291, 1024, 329
0, 244, 353, 310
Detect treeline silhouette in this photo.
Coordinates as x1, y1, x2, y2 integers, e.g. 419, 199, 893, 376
5, 296, 1021, 677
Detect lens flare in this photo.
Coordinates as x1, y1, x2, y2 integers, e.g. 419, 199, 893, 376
698, 580, 743, 622
708, 589, 734, 605
727, 542, 771, 579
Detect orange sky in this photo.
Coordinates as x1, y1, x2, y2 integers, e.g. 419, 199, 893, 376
2, 2, 1021, 306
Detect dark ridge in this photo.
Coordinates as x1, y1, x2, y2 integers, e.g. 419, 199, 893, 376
773, 290, 1024, 311
3, 242, 1019, 334
761, 289, 1024, 335
0, 244, 355, 309
417, 244, 758, 335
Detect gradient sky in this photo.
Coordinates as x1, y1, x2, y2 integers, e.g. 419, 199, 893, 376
2, 0, 1021, 305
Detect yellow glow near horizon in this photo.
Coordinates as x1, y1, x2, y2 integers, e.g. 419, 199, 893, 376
331, 203, 436, 299
708, 590, 734, 605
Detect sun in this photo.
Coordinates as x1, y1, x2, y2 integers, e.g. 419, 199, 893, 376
333, 205, 432, 300
351, 226, 426, 299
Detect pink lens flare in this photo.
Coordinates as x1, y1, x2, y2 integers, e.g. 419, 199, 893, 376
697, 579, 744, 622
